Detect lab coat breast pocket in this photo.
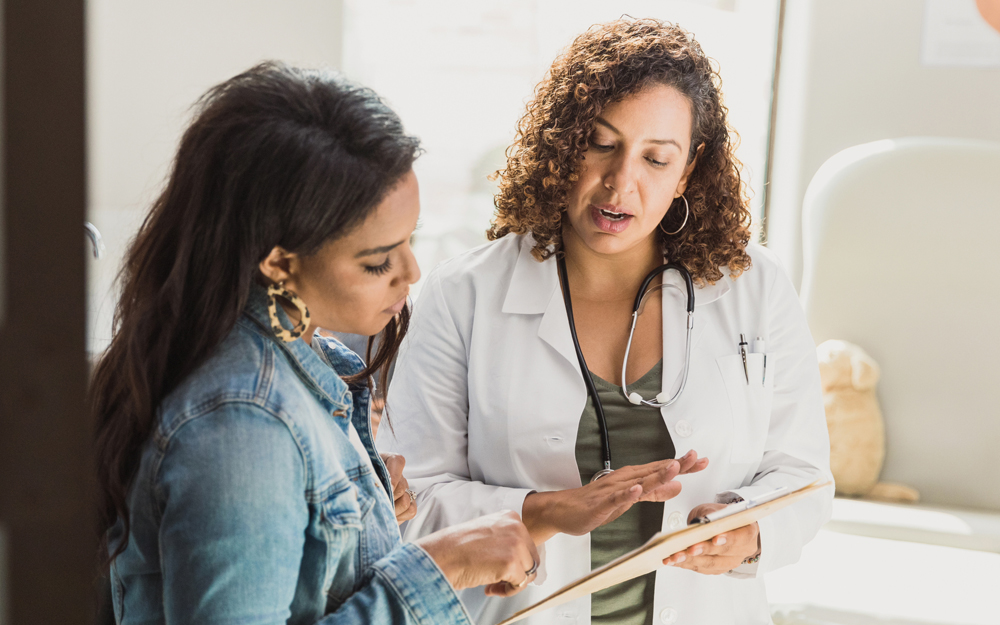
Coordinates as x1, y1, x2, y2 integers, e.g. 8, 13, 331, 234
716, 353, 774, 464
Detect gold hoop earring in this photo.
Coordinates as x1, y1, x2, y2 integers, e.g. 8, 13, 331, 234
267, 282, 311, 343
659, 195, 690, 236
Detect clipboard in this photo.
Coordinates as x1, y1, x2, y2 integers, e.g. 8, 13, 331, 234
496, 480, 832, 625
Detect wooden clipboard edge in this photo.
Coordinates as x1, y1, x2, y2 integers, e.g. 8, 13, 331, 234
495, 480, 832, 625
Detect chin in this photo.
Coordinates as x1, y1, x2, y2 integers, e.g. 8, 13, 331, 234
582, 232, 645, 256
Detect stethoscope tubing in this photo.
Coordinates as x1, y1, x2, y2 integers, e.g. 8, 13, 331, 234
557, 256, 695, 483
556, 256, 613, 478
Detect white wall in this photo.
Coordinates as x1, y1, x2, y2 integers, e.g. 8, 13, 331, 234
767, 0, 1000, 288
86, 0, 344, 355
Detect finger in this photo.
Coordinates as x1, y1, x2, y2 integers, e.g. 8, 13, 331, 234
604, 483, 643, 511
676, 451, 708, 475
611, 458, 679, 481
637, 462, 680, 492
392, 475, 409, 499
668, 554, 742, 575
394, 491, 413, 516
485, 582, 514, 597
686, 457, 710, 474
396, 501, 417, 524
638, 481, 682, 503
675, 450, 697, 473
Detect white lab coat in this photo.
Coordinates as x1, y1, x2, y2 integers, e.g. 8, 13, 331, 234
380, 233, 832, 625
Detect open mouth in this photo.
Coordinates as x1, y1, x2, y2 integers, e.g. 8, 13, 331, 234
590, 205, 633, 233
599, 208, 629, 221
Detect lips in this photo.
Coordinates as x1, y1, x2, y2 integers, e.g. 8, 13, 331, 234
590, 204, 634, 234
384, 295, 407, 315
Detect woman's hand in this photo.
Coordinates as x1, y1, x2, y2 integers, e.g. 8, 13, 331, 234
380, 452, 417, 524
522, 450, 709, 544
661, 502, 760, 574
415, 511, 540, 597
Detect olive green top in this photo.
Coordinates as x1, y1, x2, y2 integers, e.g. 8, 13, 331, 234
575, 361, 675, 625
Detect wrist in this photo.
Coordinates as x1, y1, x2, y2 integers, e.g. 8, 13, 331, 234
522, 491, 561, 544
414, 534, 464, 589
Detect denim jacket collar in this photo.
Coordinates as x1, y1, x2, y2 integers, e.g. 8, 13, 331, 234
241, 283, 353, 413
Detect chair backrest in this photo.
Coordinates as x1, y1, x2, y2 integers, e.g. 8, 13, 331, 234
800, 137, 1000, 511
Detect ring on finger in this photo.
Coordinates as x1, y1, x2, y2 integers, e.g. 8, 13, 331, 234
405, 488, 417, 504
513, 558, 539, 588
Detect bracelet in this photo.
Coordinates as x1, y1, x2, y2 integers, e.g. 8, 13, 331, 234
742, 553, 760, 565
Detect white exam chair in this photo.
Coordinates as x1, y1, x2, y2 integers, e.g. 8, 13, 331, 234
767, 137, 1000, 625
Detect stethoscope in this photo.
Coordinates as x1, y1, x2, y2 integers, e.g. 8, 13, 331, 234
557, 256, 695, 482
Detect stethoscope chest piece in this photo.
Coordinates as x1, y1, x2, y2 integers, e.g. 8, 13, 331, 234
590, 468, 614, 483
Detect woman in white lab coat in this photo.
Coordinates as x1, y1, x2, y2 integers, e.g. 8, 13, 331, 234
381, 19, 832, 625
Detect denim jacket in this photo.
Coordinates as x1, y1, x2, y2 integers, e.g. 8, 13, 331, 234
107, 285, 473, 625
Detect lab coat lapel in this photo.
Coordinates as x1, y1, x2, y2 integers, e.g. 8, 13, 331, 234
660, 269, 732, 399
502, 239, 580, 371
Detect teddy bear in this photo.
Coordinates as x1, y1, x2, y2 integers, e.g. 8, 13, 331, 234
816, 339, 919, 503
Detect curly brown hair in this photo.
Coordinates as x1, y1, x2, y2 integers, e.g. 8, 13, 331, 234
488, 18, 752, 284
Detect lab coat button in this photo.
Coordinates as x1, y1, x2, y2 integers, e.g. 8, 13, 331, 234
675, 420, 693, 437
667, 511, 682, 529
659, 607, 678, 624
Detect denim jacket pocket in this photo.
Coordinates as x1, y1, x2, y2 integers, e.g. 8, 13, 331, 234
318, 479, 368, 605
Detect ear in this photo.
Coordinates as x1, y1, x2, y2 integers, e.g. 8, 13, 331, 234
258, 246, 298, 286
850, 352, 881, 391
675, 143, 705, 197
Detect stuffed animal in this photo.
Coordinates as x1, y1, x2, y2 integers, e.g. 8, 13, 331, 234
817, 340, 919, 503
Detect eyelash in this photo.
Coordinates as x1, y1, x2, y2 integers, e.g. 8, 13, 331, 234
588, 141, 668, 168
364, 257, 392, 276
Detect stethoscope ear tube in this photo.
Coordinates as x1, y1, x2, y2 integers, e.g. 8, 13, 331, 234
632, 263, 695, 315
557, 256, 613, 482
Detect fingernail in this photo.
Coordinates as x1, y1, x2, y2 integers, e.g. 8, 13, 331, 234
692, 546, 703, 556
665, 560, 674, 566
675, 554, 686, 563
717, 536, 727, 545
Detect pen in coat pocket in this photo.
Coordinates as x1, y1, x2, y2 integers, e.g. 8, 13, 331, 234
755, 336, 766, 386
738, 334, 749, 384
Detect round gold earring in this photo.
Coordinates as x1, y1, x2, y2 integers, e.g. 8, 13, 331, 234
266, 282, 311, 343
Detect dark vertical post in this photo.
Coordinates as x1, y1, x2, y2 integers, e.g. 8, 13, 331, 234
0, 0, 93, 623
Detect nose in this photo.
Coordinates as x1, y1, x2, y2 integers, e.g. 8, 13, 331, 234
394, 242, 421, 287
602, 152, 637, 195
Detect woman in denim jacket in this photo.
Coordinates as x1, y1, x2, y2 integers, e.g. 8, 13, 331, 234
90, 62, 541, 624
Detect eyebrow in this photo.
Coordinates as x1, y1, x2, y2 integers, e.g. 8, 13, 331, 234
354, 240, 404, 258
595, 117, 682, 151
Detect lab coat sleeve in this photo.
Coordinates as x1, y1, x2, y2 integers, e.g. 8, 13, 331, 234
719, 259, 834, 578
380, 269, 535, 540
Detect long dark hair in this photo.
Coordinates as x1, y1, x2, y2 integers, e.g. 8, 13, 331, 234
90, 62, 420, 563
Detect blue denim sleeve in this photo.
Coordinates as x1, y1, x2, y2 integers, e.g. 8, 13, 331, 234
320, 542, 471, 624
156, 402, 472, 625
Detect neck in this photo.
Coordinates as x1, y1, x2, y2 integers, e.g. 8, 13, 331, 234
279, 301, 313, 345
561, 226, 662, 302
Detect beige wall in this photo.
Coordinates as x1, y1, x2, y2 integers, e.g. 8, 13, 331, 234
86, 0, 344, 355
767, 0, 1000, 288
